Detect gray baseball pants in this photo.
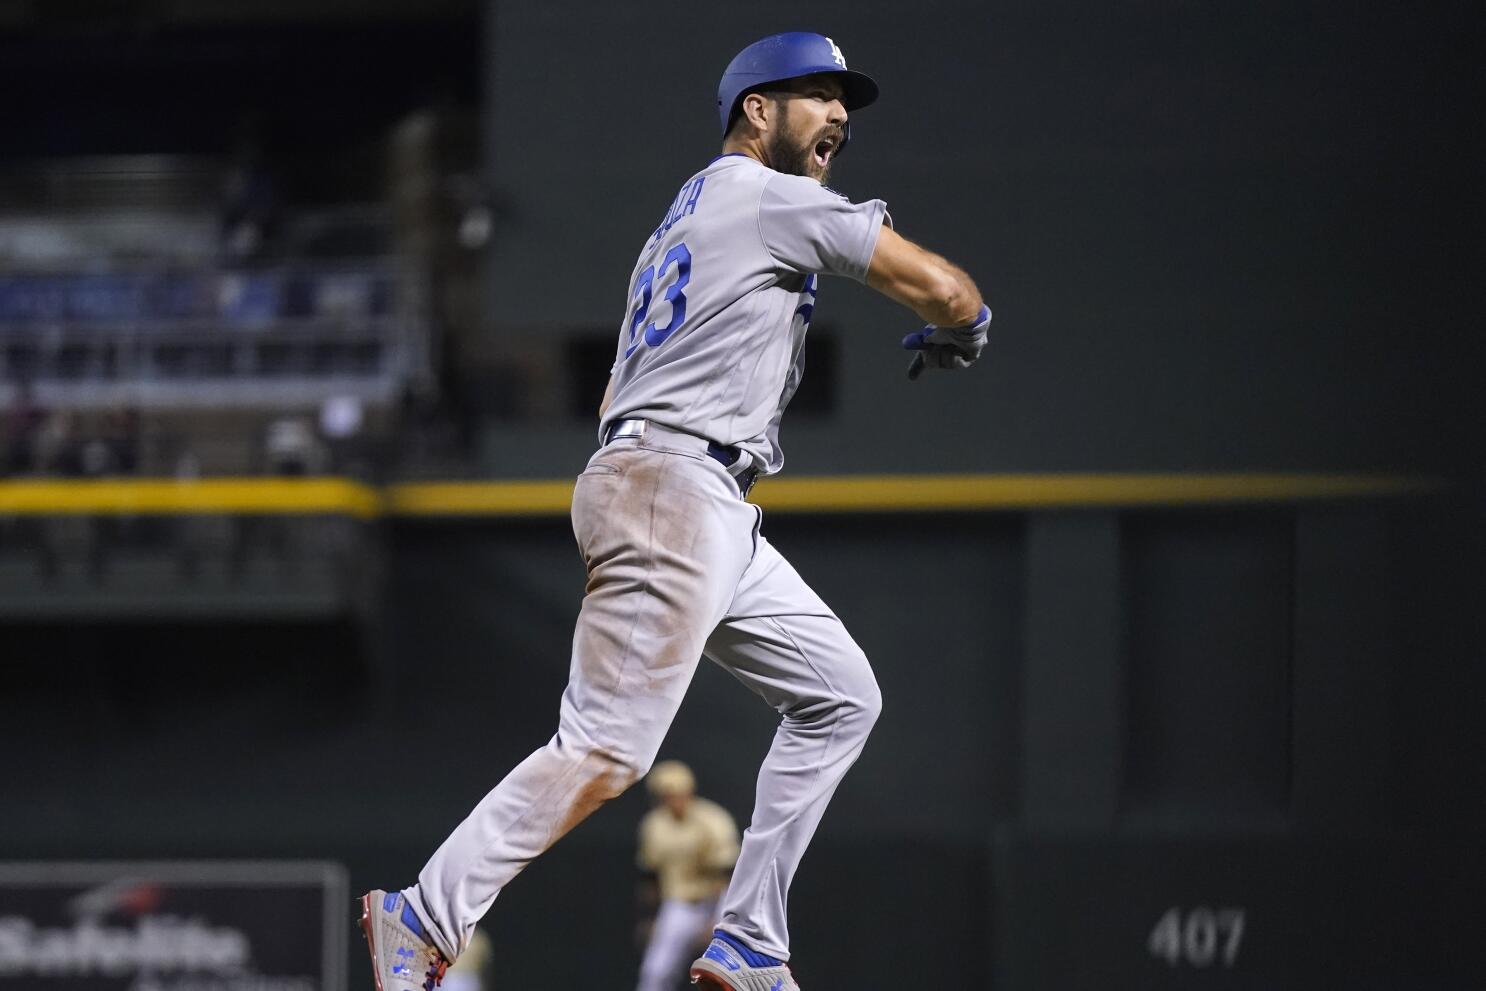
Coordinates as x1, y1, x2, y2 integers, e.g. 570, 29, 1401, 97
403, 424, 882, 963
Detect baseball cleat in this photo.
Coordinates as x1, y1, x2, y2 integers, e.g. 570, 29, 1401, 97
358, 890, 449, 991
689, 930, 799, 991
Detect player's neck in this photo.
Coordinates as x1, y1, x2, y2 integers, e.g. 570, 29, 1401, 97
719, 136, 770, 170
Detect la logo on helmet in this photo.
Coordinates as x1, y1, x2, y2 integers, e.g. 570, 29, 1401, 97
826, 37, 847, 68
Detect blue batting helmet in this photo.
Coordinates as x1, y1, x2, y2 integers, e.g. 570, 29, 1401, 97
717, 32, 879, 138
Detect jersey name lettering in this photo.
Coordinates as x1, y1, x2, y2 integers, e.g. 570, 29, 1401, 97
649, 176, 707, 247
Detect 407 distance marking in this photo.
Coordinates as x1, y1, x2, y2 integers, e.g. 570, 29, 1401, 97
1148, 906, 1246, 968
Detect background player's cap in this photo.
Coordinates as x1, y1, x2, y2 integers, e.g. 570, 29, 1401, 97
647, 760, 697, 797
717, 32, 879, 137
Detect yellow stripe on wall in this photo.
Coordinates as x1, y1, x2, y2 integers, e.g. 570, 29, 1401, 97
387, 473, 1437, 516
0, 473, 1441, 519
0, 478, 383, 519
385, 480, 577, 517
747, 472, 1439, 513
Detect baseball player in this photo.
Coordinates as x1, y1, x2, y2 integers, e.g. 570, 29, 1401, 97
360, 31, 989, 991
634, 761, 741, 991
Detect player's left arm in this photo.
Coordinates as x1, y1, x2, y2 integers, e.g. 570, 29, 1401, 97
865, 225, 983, 326
866, 224, 991, 379
756, 175, 990, 378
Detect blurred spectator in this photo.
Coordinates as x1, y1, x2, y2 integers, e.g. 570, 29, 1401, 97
109, 408, 141, 474
34, 408, 77, 475
78, 434, 114, 477
264, 416, 324, 476
320, 394, 379, 477
320, 395, 364, 442
220, 120, 281, 264
173, 443, 202, 480
3, 378, 46, 475
78, 407, 141, 477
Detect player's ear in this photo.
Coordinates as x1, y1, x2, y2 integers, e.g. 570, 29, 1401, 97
740, 91, 773, 133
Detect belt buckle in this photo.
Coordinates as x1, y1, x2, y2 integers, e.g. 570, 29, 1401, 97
606, 418, 647, 445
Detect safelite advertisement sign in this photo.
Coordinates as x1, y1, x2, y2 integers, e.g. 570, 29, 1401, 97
0, 862, 346, 991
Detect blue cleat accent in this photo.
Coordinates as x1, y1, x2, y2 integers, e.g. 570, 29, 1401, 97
690, 931, 799, 990
703, 941, 741, 971
712, 929, 783, 968
359, 890, 450, 991
400, 902, 430, 944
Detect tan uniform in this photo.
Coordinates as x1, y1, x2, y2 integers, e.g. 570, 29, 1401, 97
635, 797, 741, 991
638, 797, 740, 902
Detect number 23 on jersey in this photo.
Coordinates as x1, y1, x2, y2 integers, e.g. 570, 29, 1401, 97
625, 242, 692, 358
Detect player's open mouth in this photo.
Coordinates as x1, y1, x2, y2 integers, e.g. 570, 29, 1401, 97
813, 136, 837, 168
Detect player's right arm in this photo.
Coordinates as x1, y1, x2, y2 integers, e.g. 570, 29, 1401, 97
599, 374, 616, 419
866, 224, 984, 328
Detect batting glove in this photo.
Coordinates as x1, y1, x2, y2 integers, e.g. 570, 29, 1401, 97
903, 305, 992, 380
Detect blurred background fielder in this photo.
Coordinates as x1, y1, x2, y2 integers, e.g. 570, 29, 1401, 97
634, 761, 740, 991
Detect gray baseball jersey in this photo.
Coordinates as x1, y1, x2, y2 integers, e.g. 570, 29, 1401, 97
403, 154, 891, 970
600, 154, 890, 476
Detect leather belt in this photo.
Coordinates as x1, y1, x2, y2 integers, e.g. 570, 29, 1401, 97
604, 418, 758, 497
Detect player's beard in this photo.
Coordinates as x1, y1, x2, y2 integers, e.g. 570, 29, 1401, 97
765, 101, 841, 183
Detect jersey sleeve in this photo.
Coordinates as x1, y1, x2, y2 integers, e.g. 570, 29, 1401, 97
757, 173, 890, 282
